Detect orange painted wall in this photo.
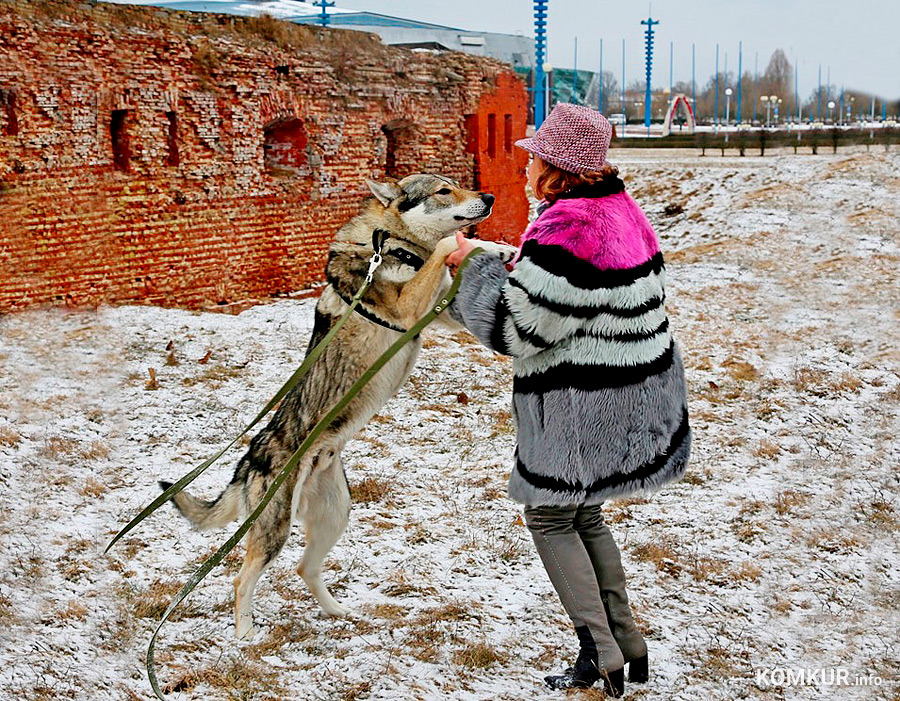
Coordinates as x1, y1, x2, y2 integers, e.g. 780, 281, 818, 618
466, 72, 530, 245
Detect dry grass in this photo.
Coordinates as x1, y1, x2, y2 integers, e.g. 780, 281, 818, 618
81, 439, 110, 460
126, 578, 203, 621
490, 408, 515, 436
404, 523, 432, 544
365, 602, 409, 621
145, 367, 160, 390
245, 619, 315, 659
38, 436, 80, 459
413, 602, 477, 626
753, 439, 781, 459
687, 554, 730, 583
466, 348, 495, 367
349, 476, 394, 504
731, 561, 763, 583
57, 599, 89, 621
78, 477, 107, 498
830, 371, 863, 394
667, 240, 730, 264
339, 680, 373, 701
771, 595, 793, 614
0, 591, 14, 621
791, 366, 831, 397
731, 500, 767, 543
860, 499, 898, 529
181, 364, 244, 388
191, 41, 220, 84
630, 539, 683, 577
452, 640, 508, 669
804, 527, 862, 554
774, 489, 809, 516
235, 13, 316, 52
0, 425, 20, 446
381, 571, 437, 598
689, 644, 745, 679
163, 657, 285, 698
722, 356, 759, 382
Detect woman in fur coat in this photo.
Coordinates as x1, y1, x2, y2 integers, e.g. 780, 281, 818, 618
445, 103, 691, 697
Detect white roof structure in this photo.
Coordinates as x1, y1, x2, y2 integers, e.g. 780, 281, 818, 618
103, 0, 535, 70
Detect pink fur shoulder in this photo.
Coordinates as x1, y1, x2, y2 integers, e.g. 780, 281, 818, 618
522, 192, 660, 271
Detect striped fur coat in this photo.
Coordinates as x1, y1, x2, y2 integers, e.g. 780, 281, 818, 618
449, 179, 691, 506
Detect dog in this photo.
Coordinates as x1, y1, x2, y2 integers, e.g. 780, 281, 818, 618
161, 174, 516, 639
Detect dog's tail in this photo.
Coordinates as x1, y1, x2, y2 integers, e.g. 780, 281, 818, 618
159, 480, 240, 531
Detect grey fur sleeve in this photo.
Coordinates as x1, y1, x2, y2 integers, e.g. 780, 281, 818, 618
448, 253, 549, 359
447, 253, 514, 355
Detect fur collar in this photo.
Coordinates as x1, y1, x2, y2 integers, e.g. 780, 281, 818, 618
535, 177, 625, 216
552, 176, 626, 202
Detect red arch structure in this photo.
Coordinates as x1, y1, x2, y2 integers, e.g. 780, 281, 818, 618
662, 93, 695, 135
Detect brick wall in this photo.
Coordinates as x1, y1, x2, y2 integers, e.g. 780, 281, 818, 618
0, 1, 529, 312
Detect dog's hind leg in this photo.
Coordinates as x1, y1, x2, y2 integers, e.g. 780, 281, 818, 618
297, 452, 351, 617
233, 478, 295, 640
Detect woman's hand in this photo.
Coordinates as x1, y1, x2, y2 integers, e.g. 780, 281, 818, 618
445, 231, 475, 270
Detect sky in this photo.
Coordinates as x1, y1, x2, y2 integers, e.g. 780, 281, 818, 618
338, 0, 900, 100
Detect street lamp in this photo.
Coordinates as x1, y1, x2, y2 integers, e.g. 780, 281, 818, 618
725, 87, 733, 125
543, 63, 553, 119
761, 95, 777, 127
827, 100, 836, 124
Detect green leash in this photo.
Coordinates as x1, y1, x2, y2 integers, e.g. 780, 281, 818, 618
105, 237, 390, 555
108, 246, 483, 700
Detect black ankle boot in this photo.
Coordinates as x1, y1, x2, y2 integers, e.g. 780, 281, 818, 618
543, 651, 624, 697
628, 653, 649, 683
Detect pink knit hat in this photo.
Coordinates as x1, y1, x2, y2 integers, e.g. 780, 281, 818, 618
515, 103, 612, 174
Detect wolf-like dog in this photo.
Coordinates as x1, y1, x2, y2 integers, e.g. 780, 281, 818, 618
162, 174, 515, 639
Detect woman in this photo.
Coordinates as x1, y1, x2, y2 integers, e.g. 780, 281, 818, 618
445, 103, 691, 696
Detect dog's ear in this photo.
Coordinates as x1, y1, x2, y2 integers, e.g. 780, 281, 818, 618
366, 179, 403, 207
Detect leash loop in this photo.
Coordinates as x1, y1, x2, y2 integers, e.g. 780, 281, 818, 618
114, 244, 484, 700
106, 233, 390, 554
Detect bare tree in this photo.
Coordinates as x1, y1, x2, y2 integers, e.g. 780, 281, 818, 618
762, 49, 792, 97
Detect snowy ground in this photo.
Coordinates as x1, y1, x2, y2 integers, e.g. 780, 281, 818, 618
1, 147, 898, 700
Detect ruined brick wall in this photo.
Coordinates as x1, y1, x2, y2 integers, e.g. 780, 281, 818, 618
0, 1, 529, 312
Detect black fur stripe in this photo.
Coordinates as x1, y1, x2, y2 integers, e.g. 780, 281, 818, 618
511, 317, 669, 350
397, 194, 426, 212
510, 319, 552, 350
490, 296, 512, 354
576, 317, 669, 343
512, 341, 675, 394
519, 240, 665, 291
507, 276, 665, 320
515, 406, 690, 495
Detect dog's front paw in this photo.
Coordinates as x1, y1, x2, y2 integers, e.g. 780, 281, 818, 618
476, 240, 517, 264
435, 235, 460, 259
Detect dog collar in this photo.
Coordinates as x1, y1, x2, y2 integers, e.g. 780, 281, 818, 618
332, 287, 409, 334
386, 247, 425, 271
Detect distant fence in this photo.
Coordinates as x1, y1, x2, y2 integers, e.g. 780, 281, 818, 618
612, 127, 900, 155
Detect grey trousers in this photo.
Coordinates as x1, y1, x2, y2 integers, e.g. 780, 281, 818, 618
524, 503, 648, 670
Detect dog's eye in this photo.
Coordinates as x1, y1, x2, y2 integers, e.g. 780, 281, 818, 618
436, 188, 452, 195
